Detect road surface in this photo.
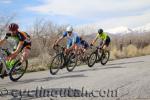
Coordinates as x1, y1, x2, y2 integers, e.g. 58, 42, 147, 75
0, 55, 150, 100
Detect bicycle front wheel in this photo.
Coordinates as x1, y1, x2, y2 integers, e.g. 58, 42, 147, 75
49, 54, 63, 75
88, 52, 97, 67
9, 60, 28, 82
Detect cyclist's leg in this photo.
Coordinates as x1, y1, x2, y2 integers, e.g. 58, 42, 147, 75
103, 37, 111, 52
98, 41, 103, 53
21, 46, 31, 63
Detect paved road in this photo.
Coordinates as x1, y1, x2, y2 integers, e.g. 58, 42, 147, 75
0, 55, 150, 100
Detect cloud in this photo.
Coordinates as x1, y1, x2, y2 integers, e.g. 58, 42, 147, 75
75, 9, 150, 30
24, 0, 150, 29
26, 0, 150, 18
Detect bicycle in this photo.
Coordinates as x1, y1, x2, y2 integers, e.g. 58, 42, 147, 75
0, 48, 28, 81
75, 47, 91, 66
88, 46, 110, 67
49, 45, 77, 75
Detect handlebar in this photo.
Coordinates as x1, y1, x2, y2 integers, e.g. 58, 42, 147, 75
0, 47, 11, 56
53, 44, 66, 52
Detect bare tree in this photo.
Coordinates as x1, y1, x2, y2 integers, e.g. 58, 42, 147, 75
0, 14, 16, 36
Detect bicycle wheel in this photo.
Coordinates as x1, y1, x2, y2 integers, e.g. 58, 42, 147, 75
9, 60, 28, 82
66, 53, 77, 72
49, 54, 63, 75
88, 52, 97, 67
101, 51, 110, 65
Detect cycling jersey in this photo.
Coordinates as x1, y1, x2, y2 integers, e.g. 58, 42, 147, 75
96, 32, 111, 46
96, 32, 109, 41
5, 31, 31, 51
63, 32, 80, 49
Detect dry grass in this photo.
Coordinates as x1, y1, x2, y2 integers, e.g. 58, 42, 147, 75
27, 44, 150, 72
110, 44, 150, 59
27, 52, 51, 72
124, 45, 138, 57
141, 45, 150, 55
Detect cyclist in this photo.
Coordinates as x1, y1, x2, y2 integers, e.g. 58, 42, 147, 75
79, 37, 89, 52
90, 29, 111, 51
0, 23, 31, 71
53, 26, 81, 54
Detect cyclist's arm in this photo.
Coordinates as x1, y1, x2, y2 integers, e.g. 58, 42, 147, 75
55, 36, 64, 45
55, 32, 67, 45
8, 41, 24, 60
91, 36, 98, 45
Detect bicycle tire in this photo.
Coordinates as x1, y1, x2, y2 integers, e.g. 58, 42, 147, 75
101, 51, 110, 65
9, 60, 28, 82
49, 54, 63, 75
88, 52, 97, 67
66, 53, 77, 72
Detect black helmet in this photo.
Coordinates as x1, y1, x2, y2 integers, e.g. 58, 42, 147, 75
98, 29, 103, 34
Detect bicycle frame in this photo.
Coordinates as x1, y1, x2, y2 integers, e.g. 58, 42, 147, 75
93, 47, 102, 60
60, 50, 71, 67
54, 46, 69, 67
56, 45, 76, 66
0, 48, 20, 76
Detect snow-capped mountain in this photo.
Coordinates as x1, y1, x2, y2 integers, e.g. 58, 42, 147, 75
133, 23, 150, 33
106, 23, 150, 34
75, 23, 150, 35
106, 26, 133, 34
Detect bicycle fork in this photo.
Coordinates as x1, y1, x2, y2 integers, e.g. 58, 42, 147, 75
0, 58, 9, 77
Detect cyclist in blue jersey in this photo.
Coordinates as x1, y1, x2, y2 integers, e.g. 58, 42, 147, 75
53, 26, 81, 53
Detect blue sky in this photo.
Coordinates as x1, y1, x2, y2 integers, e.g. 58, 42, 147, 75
0, 0, 150, 30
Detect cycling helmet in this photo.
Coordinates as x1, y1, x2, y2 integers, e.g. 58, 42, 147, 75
66, 26, 73, 32
98, 29, 103, 34
8, 23, 19, 31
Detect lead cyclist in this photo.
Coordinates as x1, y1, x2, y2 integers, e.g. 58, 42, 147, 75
0, 23, 31, 78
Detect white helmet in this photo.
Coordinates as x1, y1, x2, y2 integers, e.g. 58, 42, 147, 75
66, 26, 73, 32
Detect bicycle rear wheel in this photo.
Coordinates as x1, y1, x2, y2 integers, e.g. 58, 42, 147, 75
101, 51, 110, 65
9, 60, 28, 82
49, 54, 63, 75
66, 53, 77, 72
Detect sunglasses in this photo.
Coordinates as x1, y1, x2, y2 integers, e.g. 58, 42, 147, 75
67, 31, 72, 33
